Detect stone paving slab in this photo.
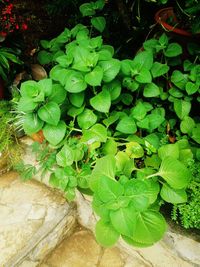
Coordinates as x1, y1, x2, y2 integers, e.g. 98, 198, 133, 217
0, 172, 76, 267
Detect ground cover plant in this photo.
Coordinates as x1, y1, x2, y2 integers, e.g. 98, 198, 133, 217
15, 0, 200, 248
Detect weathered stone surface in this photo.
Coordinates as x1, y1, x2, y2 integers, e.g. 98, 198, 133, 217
0, 171, 76, 267
99, 247, 124, 267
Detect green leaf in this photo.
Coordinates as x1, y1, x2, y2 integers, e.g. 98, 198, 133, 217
116, 116, 137, 134
160, 183, 187, 204
158, 157, 191, 189
23, 114, 44, 135
90, 155, 116, 191
55, 54, 73, 67
77, 108, 97, 129
186, 81, 199, 95
82, 123, 107, 143
38, 79, 52, 97
20, 80, 39, 98
158, 143, 179, 160
85, 66, 103, 86
68, 92, 85, 108
98, 59, 121, 82
56, 144, 74, 167
191, 124, 200, 144
43, 120, 66, 146
110, 205, 136, 236
37, 50, 53, 64
125, 142, 144, 158
130, 102, 147, 121
102, 139, 118, 155
90, 88, 111, 113
171, 70, 188, 90
164, 43, 182, 57
122, 77, 139, 92
50, 66, 70, 86
48, 83, 67, 104
103, 80, 121, 101
174, 99, 191, 120
180, 116, 195, 134
143, 83, 160, 97
65, 70, 87, 93
79, 3, 96, 16
115, 152, 135, 177
124, 180, 149, 211
91, 16, 106, 32
151, 62, 169, 78
121, 93, 133, 105
132, 51, 153, 70
97, 175, 124, 202
135, 69, 152, 83
103, 112, 120, 127
131, 210, 167, 245
38, 102, 61, 126
17, 97, 38, 112
95, 220, 120, 247
67, 105, 85, 117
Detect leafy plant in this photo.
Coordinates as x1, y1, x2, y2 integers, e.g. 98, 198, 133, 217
15, 0, 200, 249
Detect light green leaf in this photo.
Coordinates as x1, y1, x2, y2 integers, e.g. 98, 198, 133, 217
43, 120, 66, 146
23, 113, 44, 135
180, 116, 195, 134
77, 108, 97, 129
125, 142, 144, 158
38, 79, 52, 97
164, 43, 182, 57
143, 83, 160, 97
186, 81, 199, 95
116, 116, 137, 134
95, 220, 120, 247
160, 183, 187, 204
130, 102, 147, 121
158, 157, 191, 189
102, 80, 121, 101
135, 69, 152, 83
38, 102, 61, 126
56, 144, 74, 167
151, 62, 169, 78
98, 59, 121, 82
90, 88, 111, 113
68, 92, 85, 108
17, 97, 38, 112
85, 66, 103, 86
132, 51, 153, 70
65, 70, 87, 93
82, 123, 107, 143
171, 70, 188, 90
48, 83, 67, 104
174, 99, 191, 119
158, 143, 179, 160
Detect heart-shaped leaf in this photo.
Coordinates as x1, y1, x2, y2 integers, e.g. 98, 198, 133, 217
90, 88, 111, 113
43, 120, 66, 146
38, 101, 61, 126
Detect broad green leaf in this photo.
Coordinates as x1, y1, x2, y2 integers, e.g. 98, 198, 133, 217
159, 33, 169, 46
85, 66, 103, 86
160, 183, 187, 204
132, 50, 153, 70
116, 116, 137, 134
180, 116, 195, 134
20, 80, 39, 98
147, 114, 165, 131
55, 54, 73, 67
158, 157, 191, 189
164, 43, 182, 57
65, 70, 87, 93
124, 180, 149, 211
131, 210, 167, 244
98, 59, 121, 83
92, 195, 110, 221
102, 139, 118, 155
143, 180, 160, 204
43, 120, 66, 146
158, 143, 179, 160
125, 142, 144, 158
17, 97, 38, 112
89, 36, 103, 49
97, 175, 124, 202
90, 88, 111, 113
103, 112, 120, 127
77, 108, 97, 129
38, 102, 61, 126
135, 69, 152, 83
186, 81, 199, 95
110, 205, 136, 236
120, 59, 133, 76
68, 92, 85, 108
82, 123, 107, 143
143, 83, 160, 97
56, 144, 73, 167
103, 80, 121, 101
91, 16, 106, 32
151, 62, 169, 78
50, 66, 70, 86
121, 93, 133, 105
95, 220, 120, 247
38, 79, 52, 97
48, 83, 67, 104
67, 105, 85, 117
130, 102, 147, 121
171, 70, 188, 90
23, 113, 44, 135
115, 151, 135, 177
174, 99, 191, 119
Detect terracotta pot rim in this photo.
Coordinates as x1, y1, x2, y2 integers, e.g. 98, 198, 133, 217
155, 7, 192, 37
